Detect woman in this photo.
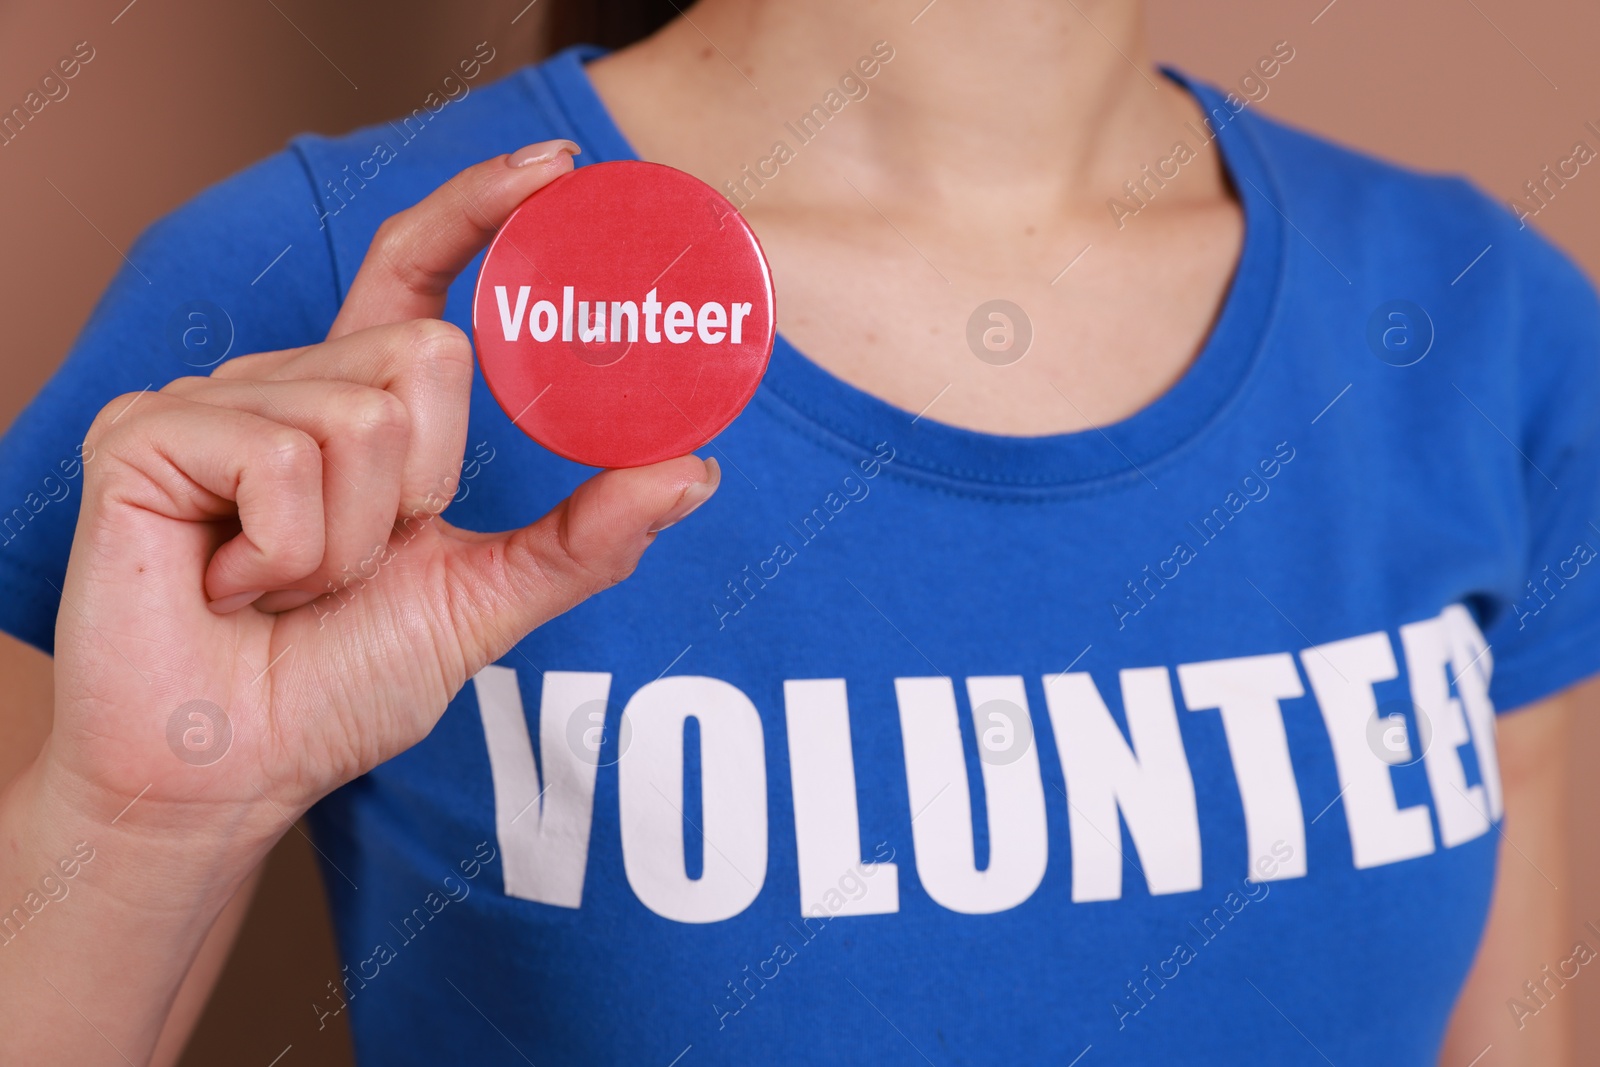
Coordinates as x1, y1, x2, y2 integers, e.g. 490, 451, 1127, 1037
0, 0, 1592, 1063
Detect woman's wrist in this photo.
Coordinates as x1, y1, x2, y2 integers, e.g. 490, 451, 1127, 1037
13, 744, 289, 916
0, 747, 283, 1066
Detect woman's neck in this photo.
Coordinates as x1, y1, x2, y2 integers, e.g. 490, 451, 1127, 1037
591, 0, 1216, 221
585, 0, 1244, 438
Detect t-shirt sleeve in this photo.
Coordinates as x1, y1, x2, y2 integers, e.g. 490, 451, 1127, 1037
0, 145, 339, 654
1480, 221, 1600, 712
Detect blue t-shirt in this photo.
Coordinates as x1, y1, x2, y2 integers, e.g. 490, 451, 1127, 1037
4, 45, 1600, 1067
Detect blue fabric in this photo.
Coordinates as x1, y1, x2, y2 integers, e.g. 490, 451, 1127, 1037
3, 45, 1600, 1066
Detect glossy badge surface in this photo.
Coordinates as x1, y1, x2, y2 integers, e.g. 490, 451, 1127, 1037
473, 160, 776, 468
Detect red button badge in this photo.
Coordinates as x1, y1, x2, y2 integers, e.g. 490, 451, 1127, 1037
473, 160, 776, 468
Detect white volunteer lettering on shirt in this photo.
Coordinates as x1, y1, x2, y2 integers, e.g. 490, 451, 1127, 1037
472, 666, 606, 908
1046, 667, 1203, 902
1301, 631, 1436, 869
471, 605, 1505, 923
618, 676, 769, 924
1444, 604, 1504, 820
1177, 653, 1308, 881
895, 675, 1048, 914
1400, 616, 1492, 847
493, 285, 754, 344
784, 679, 900, 916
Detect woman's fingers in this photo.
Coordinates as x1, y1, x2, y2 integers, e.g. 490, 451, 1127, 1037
159, 375, 411, 611
442, 457, 721, 674
112, 142, 723, 641
188, 142, 584, 603
212, 319, 472, 516
328, 140, 579, 339
83, 393, 328, 604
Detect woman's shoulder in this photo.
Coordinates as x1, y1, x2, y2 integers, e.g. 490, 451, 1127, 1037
1221, 89, 1597, 351
0, 52, 582, 654
289, 49, 585, 264
1232, 94, 1581, 276
137, 46, 582, 309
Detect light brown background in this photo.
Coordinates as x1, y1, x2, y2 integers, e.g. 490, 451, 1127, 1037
2, 1, 1596, 1063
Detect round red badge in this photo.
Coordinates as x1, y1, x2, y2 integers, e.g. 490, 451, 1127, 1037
473, 160, 776, 468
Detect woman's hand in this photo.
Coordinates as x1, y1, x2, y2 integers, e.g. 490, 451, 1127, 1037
43, 139, 719, 846
0, 139, 722, 1067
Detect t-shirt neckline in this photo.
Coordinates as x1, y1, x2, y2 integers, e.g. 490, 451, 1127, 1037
526, 45, 1286, 495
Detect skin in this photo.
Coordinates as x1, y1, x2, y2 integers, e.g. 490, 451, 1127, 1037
0, 0, 1581, 1062
588, 0, 1243, 436
0, 144, 720, 1066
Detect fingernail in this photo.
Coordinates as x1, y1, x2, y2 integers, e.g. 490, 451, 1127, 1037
208, 590, 264, 614
649, 458, 721, 533
508, 139, 581, 168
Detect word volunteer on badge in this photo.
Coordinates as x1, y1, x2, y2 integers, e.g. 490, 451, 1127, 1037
473, 160, 776, 468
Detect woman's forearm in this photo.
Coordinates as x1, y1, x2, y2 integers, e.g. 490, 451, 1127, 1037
0, 753, 283, 1066
149, 865, 266, 1067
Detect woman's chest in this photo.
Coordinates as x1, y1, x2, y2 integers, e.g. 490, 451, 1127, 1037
741, 195, 1244, 436
321, 387, 1524, 1060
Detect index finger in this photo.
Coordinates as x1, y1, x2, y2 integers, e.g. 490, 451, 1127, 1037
328, 139, 580, 340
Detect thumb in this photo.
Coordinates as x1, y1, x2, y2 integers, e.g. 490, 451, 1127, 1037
445, 455, 720, 667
